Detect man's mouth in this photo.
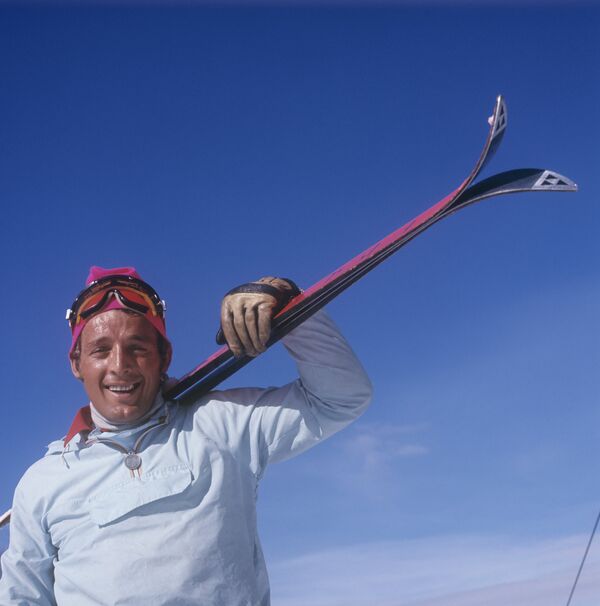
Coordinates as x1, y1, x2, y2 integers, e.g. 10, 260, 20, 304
105, 382, 141, 394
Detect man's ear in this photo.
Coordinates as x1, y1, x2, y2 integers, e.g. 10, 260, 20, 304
70, 355, 83, 381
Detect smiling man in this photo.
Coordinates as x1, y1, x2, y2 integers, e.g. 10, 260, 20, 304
0, 266, 372, 605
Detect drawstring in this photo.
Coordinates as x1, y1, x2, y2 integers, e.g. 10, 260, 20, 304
61, 444, 71, 469
85, 411, 170, 478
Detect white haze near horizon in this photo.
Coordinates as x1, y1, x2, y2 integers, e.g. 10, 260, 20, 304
269, 534, 600, 606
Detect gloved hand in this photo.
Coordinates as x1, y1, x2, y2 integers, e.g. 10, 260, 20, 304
218, 277, 300, 357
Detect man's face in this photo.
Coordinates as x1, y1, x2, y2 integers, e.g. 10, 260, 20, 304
70, 310, 170, 424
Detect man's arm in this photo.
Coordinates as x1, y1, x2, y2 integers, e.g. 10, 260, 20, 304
207, 279, 372, 474
0, 475, 57, 605
253, 309, 373, 466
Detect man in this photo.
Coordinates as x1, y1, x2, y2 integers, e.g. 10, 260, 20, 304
0, 266, 372, 605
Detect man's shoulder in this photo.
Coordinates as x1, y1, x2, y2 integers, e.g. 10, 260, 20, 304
185, 384, 292, 419
200, 386, 274, 407
14, 445, 64, 504
179, 384, 291, 448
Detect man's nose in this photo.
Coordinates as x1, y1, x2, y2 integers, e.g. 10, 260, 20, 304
108, 346, 134, 373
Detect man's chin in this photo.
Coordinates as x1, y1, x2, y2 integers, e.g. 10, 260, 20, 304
89, 384, 160, 425
98, 399, 152, 424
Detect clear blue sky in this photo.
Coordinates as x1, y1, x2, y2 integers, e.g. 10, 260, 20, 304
1, 2, 598, 604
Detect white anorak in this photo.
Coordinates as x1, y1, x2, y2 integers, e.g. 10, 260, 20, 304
0, 311, 372, 605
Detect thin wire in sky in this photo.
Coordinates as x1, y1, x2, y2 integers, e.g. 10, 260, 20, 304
565, 505, 600, 606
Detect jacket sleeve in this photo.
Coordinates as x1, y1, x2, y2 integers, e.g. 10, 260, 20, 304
198, 310, 373, 476
0, 472, 57, 605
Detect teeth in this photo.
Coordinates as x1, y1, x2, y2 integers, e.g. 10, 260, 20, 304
107, 384, 137, 393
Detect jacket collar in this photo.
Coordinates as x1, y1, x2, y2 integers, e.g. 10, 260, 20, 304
63, 405, 93, 446
63, 395, 171, 447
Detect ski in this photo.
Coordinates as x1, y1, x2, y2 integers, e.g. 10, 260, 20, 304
167, 96, 576, 404
170, 97, 507, 400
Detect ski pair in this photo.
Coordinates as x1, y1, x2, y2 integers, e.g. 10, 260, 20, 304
167, 95, 577, 404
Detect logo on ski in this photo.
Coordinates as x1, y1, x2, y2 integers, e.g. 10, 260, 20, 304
533, 170, 576, 190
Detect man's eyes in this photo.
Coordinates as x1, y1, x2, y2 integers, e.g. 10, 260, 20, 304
89, 345, 150, 355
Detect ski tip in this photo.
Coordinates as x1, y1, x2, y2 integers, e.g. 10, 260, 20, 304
450, 167, 578, 212
531, 169, 578, 192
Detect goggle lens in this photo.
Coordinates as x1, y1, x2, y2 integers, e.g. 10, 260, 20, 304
67, 277, 165, 330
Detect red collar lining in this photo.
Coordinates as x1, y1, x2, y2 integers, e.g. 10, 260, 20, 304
63, 406, 93, 446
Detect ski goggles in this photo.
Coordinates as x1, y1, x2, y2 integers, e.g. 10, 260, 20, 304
66, 275, 166, 332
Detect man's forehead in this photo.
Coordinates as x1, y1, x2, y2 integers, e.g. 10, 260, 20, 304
81, 310, 158, 341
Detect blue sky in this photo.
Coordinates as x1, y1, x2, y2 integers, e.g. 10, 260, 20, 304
1, 2, 598, 604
